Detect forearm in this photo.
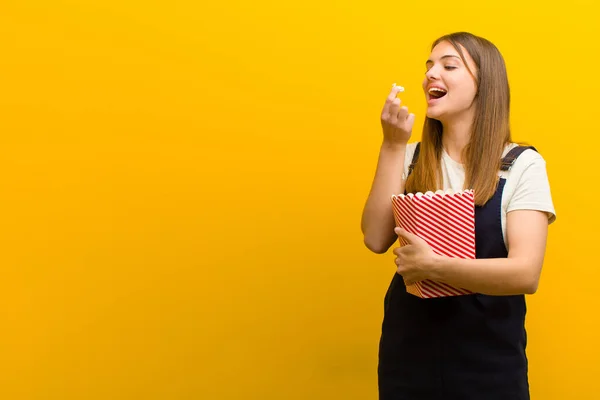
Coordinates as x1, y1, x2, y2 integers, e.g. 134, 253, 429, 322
430, 255, 541, 295
361, 142, 407, 254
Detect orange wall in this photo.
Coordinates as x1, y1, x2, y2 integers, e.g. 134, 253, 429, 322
0, 1, 598, 398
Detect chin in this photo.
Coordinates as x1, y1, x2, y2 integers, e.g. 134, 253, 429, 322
426, 108, 445, 122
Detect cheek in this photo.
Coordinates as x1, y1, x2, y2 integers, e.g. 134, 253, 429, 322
463, 83, 478, 103
450, 79, 477, 103
463, 77, 478, 99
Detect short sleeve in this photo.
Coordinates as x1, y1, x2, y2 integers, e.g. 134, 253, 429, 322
505, 150, 556, 224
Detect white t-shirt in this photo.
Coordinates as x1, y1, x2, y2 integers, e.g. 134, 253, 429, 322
402, 142, 556, 247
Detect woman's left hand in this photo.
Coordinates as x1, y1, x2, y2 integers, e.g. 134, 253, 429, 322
393, 227, 439, 285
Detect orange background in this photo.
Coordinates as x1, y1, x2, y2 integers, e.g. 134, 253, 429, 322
0, 1, 598, 398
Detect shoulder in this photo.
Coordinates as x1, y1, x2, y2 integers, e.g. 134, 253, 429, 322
501, 143, 556, 224
501, 142, 551, 184
500, 143, 548, 181
502, 143, 546, 167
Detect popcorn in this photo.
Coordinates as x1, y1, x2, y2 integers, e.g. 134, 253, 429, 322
392, 83, 405, 92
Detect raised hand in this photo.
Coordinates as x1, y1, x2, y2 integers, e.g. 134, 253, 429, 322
380, 84, 416, 146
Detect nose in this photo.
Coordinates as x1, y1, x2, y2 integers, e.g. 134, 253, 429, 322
425, 66, 440, 81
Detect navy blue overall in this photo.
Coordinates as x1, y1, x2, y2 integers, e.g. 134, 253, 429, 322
378, 144, 536, 400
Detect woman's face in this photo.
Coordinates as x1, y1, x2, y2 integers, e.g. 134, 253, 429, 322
422, 40, 478, 124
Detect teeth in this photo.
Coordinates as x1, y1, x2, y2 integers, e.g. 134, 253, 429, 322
428, 87, 447, 94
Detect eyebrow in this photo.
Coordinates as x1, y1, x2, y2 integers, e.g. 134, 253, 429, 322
426, 55, 462, 66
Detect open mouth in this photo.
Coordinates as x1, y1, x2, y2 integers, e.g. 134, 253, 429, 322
428, 87, 447, 99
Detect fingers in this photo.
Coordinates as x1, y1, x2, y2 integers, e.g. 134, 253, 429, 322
388, 99, 401, 123
394, 248, 408, 269
382, 84, 404, 118
394, 256, 404, 269
395, 255, 414, 285
395, 227, 417, 243
396, 261, 414, 286
397, 106, 409, 121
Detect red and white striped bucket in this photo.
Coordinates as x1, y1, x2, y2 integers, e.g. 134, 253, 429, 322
391, 189, 476, 298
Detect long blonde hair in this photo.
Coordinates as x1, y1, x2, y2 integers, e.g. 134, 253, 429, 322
405, 32, 512, 206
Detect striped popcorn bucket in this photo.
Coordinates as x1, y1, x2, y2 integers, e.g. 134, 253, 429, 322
391, 189, 476, 298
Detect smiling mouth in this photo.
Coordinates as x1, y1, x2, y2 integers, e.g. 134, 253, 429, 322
428, 87, 447, 99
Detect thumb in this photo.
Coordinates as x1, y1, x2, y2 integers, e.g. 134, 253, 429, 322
394, 227, 417, 243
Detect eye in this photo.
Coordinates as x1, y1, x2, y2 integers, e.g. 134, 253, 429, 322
445, 66, 457, 70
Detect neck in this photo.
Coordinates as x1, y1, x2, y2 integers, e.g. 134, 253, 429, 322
441, 117, 474, 164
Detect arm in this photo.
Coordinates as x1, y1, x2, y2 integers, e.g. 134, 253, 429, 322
430, 210, 548, 295
361, 84, 415, 254
395, 209, 549, 295
394, 149, 555, 294
361, 143, 408, 254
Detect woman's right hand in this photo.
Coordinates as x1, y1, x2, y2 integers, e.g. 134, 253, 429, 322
380, 84, 415, 145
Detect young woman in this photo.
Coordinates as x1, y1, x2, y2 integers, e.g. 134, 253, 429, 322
361, 32, 556, 399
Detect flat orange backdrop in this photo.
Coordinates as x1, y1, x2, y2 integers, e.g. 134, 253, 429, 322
0, 1, 598, 399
